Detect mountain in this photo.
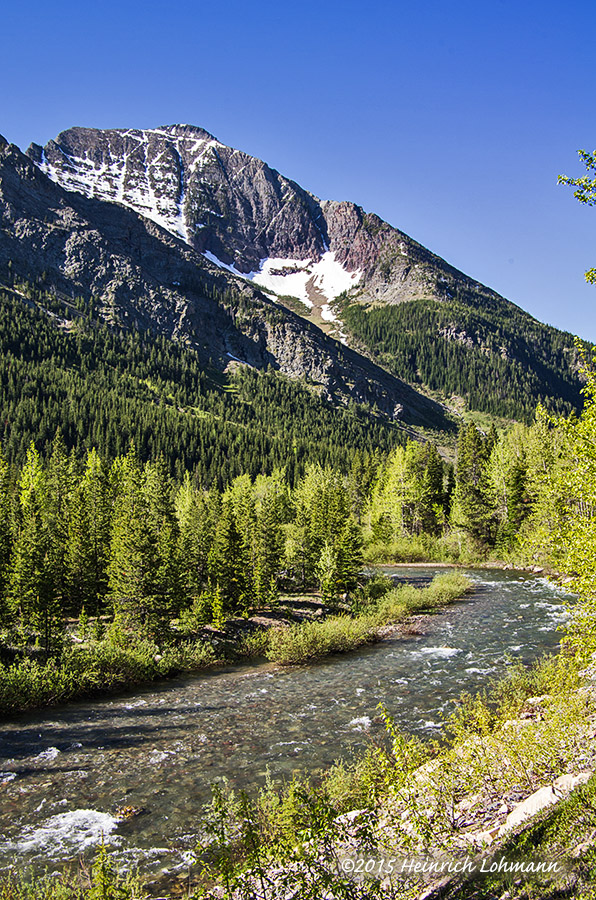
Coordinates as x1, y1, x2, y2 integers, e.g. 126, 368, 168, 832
0, 133, 451, 436
26, 124, 492, 312
25, 124, 584, 421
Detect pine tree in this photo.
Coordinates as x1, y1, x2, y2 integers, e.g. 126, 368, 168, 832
207, 499, 249, 618
67, 448, 112, 616
107, 448, 157, 634
0, 447, 13, 620
252, 472, 288, 606
176, 473, 216, 602
421, 444, 445, 535
334, 515, 364, 595
451, 424, 497, 546
143, 459, 183, 623
46, 432, 75, 613
7, 444, 62, 656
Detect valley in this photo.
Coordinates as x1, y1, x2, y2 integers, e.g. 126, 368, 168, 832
0, 119, 595, 900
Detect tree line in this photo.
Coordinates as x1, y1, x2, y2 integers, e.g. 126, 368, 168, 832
0, 438, 375, 656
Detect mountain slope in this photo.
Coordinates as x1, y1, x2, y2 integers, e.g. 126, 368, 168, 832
27, 124, 585, 420
0, 134, 450, 431
0, 280, 404, 483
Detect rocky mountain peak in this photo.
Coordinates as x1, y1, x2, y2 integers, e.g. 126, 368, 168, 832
27, 125, 330, 275
27, 123, 501, 312
1, 136, 452, 429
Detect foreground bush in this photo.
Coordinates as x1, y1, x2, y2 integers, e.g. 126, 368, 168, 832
0, 630, 218, 716
0, 845, 145, 900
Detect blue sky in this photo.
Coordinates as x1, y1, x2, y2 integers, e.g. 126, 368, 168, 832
3, 0, 596, 340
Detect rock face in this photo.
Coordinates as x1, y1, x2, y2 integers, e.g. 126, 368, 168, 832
27, 124, 492, 307
27, 125, 327, 273
498, 772, 592, 836
0, 135, 449, 429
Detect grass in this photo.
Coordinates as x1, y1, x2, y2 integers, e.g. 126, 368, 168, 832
266, 614, 375, 664
265, 572, 472, 665
0, 845, 145, 900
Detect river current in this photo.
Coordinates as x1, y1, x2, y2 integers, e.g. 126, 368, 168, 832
0, 568, 572, 886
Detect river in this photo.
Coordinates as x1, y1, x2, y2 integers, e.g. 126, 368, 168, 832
0, 568, 572, 889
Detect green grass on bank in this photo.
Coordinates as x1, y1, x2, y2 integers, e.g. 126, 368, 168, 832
0, 573, 471, 717
0, 846, 146, 900
0, 631, 219, 717
363, 531, 497, 565
264, 572, 472, 665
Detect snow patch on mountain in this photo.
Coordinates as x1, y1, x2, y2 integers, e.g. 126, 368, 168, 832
311, 251, 361, 299
203, 251, 247, 278
249, 258, 315, 306
202, 251, 360, 306
247, 252, 361, 305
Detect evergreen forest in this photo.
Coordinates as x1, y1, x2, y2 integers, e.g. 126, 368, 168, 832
0, 282, 402, 486
337, 287, 585, 419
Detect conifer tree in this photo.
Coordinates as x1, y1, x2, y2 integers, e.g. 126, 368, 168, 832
46, 432, 76, 613
107, 447, 157, 633
176, 473, 216, 602
0, 447, 13, 619
252, 471, 288, 605
143, 459, 183, 622
421, 444, 446, 534
7, 444, 62, 655
334, 515, 364, 595
451, 424, 497, 546
207, 499, 249, 618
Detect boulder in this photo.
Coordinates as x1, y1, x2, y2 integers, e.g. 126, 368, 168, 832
498, 772, 592, 835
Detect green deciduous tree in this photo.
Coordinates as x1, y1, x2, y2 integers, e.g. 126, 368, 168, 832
559, 150, 596, 284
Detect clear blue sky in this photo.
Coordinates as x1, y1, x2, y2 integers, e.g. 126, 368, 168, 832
3, 0, 596, 340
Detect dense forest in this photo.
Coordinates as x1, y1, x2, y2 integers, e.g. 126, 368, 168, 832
0, 440, 374, 654
0, 281, 403, 486
0, 387, 583, 661
337, 287, 584, 419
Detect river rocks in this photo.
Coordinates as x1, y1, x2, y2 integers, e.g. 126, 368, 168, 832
519, 694, 551, 720
114, 805, 145, 821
